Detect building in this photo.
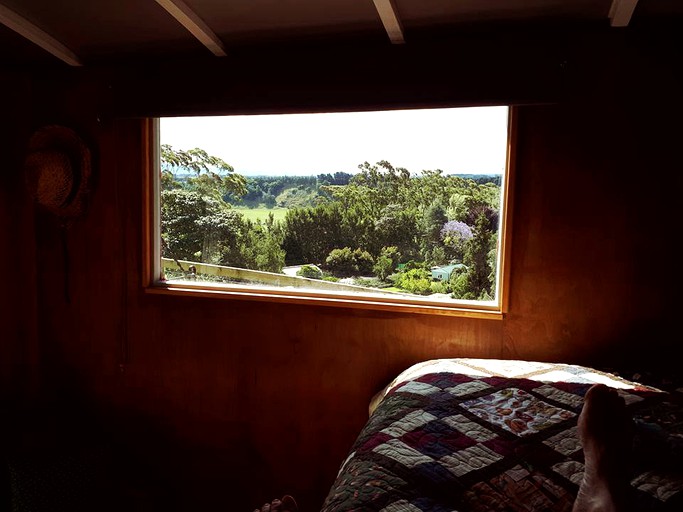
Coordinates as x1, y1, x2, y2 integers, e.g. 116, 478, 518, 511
431, 264, 467, 282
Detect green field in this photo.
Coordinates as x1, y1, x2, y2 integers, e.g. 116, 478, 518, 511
234, 207, 289, 223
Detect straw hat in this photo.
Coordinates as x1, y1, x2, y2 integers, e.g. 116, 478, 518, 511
24, 125, 92, 219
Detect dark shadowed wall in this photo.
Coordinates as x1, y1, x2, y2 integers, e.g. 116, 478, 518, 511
0, 72, 37, 408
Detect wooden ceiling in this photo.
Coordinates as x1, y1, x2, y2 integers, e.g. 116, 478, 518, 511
0, 0, 678, 68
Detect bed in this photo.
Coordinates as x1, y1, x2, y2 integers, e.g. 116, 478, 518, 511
321, 358, 683, 512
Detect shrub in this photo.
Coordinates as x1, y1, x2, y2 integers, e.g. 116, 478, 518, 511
394, 268, 432, 295
430, 281, 449, 294
450, 271, 475, 300
297, 264, 323, 279
373, 255, 394, 281
325, 247, 375, 277
353, 248, 374, 275
325, 247, 357, 276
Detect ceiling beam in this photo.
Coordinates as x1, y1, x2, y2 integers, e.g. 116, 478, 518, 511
609, 0, 639, 27
372, 0, 405, 44
155, 0, 226, 57
0, 3, 82, 66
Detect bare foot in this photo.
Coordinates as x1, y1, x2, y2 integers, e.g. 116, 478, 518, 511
572, 384, 633, 512
253, 495, 298, 512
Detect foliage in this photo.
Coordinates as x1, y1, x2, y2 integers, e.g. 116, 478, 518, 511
227, 174, 347, 208
234, 219, 285, 273
297, 265, 323, 279
402, 260, 429, 272
160, 144, 285, 273
394, 268, 432, 295
161, 144, 247, 199
161, 189, 242, 264
324, 247, 374, 277
160, 148, 504, 301
430, 281, 449, 294
374, 204, 420, 259
282, 203, 353, 265
353, 277, 389, 289
422, 199, 448, 253
449, 272, 473, 300
464, 212, 495, 299
441, 220, 473, 262
440, 220, 473, 241
373, 253, 395, 281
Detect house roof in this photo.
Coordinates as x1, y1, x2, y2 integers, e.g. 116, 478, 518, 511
432, 264, 466, 274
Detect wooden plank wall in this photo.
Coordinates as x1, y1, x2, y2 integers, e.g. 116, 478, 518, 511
0, 72, 38, 409
13, 28, 683, 510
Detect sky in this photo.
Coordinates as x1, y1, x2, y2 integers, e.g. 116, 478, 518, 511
160, 106, 509, 176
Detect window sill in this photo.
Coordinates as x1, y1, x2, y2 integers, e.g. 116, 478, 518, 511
145, 281, 505, 319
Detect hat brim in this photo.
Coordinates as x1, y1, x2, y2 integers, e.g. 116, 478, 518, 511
25, 125, 92, 219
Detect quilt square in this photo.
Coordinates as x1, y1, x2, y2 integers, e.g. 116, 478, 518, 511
631, 471, 683, 502
441, 414, 497, 442
372, 438, 435, 468
534, 384, 584, 409
416, 372, 476, 388
360, 432, 393, 452
381, 410, 438, 438
394, 380, 442, 396
552, 460, 584, 485
439, 444, 503, 477
461, 388, 576, 437
380, 500, 422, 512
446, 380, 492, 397
401, 420, 477, 458
543, 426, 581, 456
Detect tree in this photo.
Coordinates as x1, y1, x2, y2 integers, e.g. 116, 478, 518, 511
282, 203, 354, 265
441, 220, 473, 262
161, 144, 247, 200
160, 145, 249, 268
374, 204, 420, 259
421, 199, 448, 261
324, 247, 374, 277
373, 255, 394, 281
373, 246, 400, 281
235, 220, 285, 273
464, 212, 494, 299
161, 189, 242, 264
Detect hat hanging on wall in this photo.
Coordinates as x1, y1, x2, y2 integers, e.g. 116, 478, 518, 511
24, 124, 92, 220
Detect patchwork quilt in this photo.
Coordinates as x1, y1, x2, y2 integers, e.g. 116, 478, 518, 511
321, 358, 683, 512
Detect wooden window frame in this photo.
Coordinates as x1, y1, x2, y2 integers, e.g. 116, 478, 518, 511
142, 107, 516, 319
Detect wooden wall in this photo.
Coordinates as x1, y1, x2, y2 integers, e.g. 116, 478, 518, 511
12, 27, 683, 510
0, 72, 38, 409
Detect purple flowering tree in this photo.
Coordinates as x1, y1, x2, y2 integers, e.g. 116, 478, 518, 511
440, 220, 473, 262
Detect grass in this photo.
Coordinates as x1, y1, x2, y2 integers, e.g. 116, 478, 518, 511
234, 207, 289, 223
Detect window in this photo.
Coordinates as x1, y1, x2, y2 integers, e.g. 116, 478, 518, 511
144, 106, 514, 317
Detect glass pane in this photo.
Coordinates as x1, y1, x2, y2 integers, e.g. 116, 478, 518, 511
158, 106, 509, 307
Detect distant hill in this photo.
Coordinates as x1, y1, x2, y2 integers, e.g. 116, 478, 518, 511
450, 174, 501, 186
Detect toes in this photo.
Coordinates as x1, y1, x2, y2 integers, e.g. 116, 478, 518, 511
282, 495, 298, 511
257, 499, 289, 512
